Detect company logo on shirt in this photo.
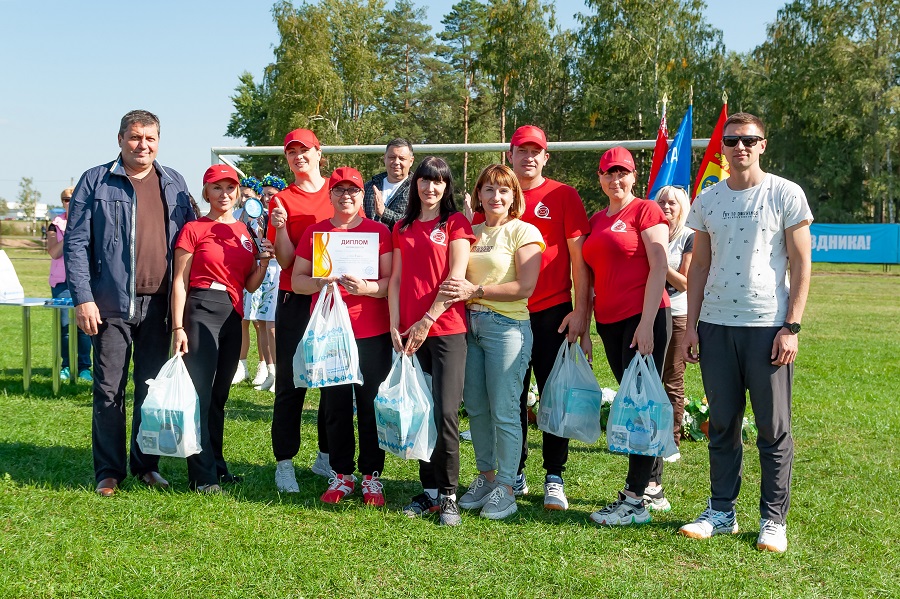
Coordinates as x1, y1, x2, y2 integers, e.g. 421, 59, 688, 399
430, 228, 447, 246
611, 219, 627, 233
534, 201, 551, 220
240, 234, 254, 253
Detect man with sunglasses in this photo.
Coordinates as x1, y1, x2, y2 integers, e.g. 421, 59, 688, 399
679, 112, 813, 553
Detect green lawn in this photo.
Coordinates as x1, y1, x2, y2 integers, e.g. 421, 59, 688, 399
1, 249, 898, 598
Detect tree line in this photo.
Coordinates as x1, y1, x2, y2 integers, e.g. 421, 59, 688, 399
228, 0, 899, 222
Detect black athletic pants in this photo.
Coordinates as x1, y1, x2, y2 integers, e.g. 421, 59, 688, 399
182, 289, 242, 487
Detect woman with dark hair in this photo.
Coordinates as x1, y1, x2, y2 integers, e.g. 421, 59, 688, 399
582, 147, 672, 526
388, 156, 475, 526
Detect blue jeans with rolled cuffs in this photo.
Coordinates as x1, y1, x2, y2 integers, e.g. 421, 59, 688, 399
464, 307, 533, 488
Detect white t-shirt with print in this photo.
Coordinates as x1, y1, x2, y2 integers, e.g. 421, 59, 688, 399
686, 173, 813, 326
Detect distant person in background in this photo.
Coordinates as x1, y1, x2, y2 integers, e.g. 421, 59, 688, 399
679, 112, 813, 554
363, 138, 414, 231
244, 174, 287, 392
233, 175, 263, 386
655, 185, 694, 463
46, 186, 92, 382
65, 109, 195, 497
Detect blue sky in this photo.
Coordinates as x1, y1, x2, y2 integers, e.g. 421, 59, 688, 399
0, 0, 786, 208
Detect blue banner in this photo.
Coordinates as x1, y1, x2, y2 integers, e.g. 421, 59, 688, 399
810, 224, 900, 264
648, 105, 692, 200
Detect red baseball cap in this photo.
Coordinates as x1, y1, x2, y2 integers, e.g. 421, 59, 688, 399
329, 166, 364, 189
283, 128, 320, 150
203, 164, 240, 185
510, 125, 547, 151
599, 146, 636, 172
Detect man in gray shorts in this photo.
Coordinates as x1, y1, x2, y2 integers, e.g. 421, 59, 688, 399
678, 112, 813, 553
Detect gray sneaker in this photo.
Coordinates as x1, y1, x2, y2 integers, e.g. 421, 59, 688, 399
274, 460, 299, 493
480, 485, 518, 520
543, 475, 569, 511
458, 474, 497, 510
439, 495, 462, 526
311, 451, 331, 478
512, 472, 528, 496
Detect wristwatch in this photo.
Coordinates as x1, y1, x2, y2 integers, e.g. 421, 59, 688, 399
475, 285, 485, 299
782, 322, 801, 334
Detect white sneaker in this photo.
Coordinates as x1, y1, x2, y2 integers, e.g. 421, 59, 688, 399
757, 518, 788, 553
590, 492, 651, 526
231, 360, 247, 385
251, 361, 269, 386
679, 500, 739, 539
543, 475, 568, 511
643, 485, 672, 512
311, 452, 331, 477
663, 451, 681, 463
275, 460, 299, 493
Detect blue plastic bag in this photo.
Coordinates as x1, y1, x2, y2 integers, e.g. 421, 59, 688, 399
607, 352, 677, 458
537, 341, 604, 444
374, 352, 437, 461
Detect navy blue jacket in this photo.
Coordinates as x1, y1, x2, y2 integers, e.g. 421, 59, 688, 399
64, 156, 195, 320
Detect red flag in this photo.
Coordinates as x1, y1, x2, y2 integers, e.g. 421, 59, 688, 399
692, 101, 730, 201
646, 106, 668, 195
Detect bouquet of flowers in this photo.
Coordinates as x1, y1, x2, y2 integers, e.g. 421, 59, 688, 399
681, 395, 759, 443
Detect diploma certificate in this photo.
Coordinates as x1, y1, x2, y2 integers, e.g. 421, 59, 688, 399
312, 232, 380, 279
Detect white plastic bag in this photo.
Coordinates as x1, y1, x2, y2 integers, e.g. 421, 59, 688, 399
374, 352, 437, 461
293, 283, 363, 388
607, 352, 678, 458
137, 353, 201, 458
537, 341, 604, 444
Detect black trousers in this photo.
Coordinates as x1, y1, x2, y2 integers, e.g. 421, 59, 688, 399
272, 290, 327, 461
182, 289, 242, 487
91, 294, 170, 483
517, 301, 573, 476
321, 334, 392, 476
596, 307, 672, 496
415, 333, 467, 495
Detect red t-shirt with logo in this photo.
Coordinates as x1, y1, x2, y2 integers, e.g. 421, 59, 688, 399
296, 218, 392, 339
392, 212, 476, 336
266, 182, 334, 291
474, 178, 589, 312
582, 199, 670, 324
176, 218, 257, 317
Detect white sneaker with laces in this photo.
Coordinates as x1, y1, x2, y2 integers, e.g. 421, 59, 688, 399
679, 500, 739, 539
643, 485, 672, 512
251, 361, 269, 386
512, 472, 528, 497
231, 360, 247, 385
275, 460, 299, 493
590, 492, 651, 526
757, 518, 788, 553
543, 475, 568, 511
311, 452, 331, 477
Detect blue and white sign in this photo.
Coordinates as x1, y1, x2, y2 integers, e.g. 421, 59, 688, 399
810, 224, 900, 264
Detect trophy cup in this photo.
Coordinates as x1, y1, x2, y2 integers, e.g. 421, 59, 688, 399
240, 197, 268, 252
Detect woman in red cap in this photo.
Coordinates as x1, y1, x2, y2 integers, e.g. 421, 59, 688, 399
171, 164, 275, 493
267, 128, 335, 492
581, 146, 672, 525
389, 156, 475, 526
291, 167, 394, 506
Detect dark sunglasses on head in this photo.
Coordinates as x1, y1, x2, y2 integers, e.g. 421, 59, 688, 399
722, 135, 764, 148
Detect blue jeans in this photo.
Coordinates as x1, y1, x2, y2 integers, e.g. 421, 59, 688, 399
463, 309, 533, 487
51, 282, 92, 371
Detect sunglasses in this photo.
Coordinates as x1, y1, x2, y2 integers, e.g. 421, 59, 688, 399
722, 135, 764, 148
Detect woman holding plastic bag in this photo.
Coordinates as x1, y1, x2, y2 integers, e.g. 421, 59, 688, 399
582, 147, 672, 525
439, 165, 543, 520
292, 167, 393, 506
171, 164, 274, 493
388, 157, 475, 526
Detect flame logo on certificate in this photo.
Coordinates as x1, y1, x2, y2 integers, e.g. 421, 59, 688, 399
313, 232, 333, 277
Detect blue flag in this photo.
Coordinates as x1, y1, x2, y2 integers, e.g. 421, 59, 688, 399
647, 105, 692, 200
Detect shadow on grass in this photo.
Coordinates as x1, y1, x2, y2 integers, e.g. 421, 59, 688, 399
0, 370, 93, 402
0, 441, 95, 490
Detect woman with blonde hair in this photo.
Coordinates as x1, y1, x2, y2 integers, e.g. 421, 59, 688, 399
441, 164, 544, 520
654, 185, 694, 466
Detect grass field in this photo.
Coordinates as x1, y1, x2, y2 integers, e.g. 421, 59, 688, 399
1, 248, 898, 598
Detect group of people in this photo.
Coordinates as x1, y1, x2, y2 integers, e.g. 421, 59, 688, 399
63, 109, 811, 553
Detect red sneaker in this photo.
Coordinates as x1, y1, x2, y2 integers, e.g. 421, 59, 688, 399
361, 472, 385, 507
320, 472, 356, 504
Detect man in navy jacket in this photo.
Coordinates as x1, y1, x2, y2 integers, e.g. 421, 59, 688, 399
65, 109, 195, 497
